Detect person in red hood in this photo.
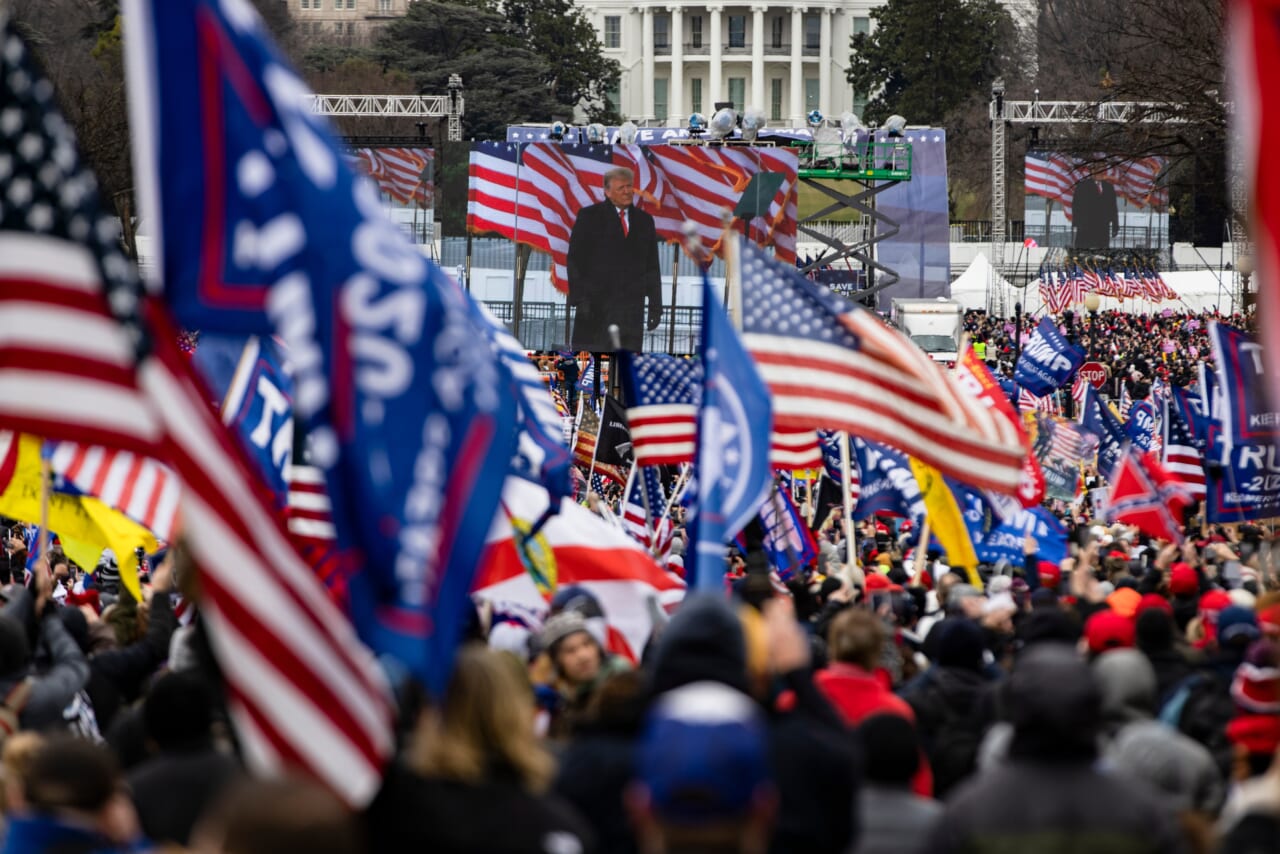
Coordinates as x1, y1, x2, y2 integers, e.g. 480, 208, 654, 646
814, 608, 933, 797
1227, 639, 1280, 783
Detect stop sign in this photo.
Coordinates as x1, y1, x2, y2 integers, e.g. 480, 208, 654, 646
1078, 361, 1108, 388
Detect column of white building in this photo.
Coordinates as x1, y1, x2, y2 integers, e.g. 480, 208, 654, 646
590, 2, 876, 127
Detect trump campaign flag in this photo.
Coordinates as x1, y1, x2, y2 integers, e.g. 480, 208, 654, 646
0, 14, 392, 805
219, 336, 294, 496
1203, 322, 1280, 521
1079, 383, 1128, 478
1126, 400, 1157, 454
689, 278, 773, 591
1014, 318, 1085, 396
124, 0, 518, 695
851, 439, 926, 530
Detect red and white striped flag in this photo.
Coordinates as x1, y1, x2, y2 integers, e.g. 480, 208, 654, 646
346, 147, 434, 207
1160, 397, 1206, 500
738, 242, 1025, 493
0, 21, 392, 806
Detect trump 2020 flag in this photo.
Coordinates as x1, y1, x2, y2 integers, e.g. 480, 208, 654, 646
690, 279, 772, 590
1079, 383, 1127, 478
219, 336, 293, 497
1015, 318, 1085, 396
124, 0, 518, 695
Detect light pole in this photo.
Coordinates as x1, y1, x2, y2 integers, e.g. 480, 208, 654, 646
1238, 254, 1254, 315
1084, 292, 1101, 359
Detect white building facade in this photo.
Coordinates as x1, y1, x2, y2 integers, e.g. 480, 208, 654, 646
579, 1, 880, 127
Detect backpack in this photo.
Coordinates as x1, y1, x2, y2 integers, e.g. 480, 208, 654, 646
0, 677, 34, 741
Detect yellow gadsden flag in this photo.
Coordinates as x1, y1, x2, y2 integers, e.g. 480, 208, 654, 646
908, 457, 982, 591
0, 434, 156, 600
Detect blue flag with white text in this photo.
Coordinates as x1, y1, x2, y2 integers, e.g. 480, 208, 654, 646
851, 439, 927, 529
131, 0, 519, 694
1126, 401, 1156, 453
1079, 384, 1127, 478
690, 279, 773, 591
1015, 318, 1085, 396
1203, 323, 1280, 522
219, 336, 294, 499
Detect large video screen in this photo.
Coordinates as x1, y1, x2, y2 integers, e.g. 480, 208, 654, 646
467, 142, 798, 352
1024, 151, 1168, 250
345, 147, 436, 242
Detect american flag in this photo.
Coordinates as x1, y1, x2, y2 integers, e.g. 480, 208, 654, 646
47, 443, 181, 540
345, 147, 433, 207
1025, 152, 1085, 219
1040, 270, 1070, 314
625, 354, 699, 465
620, 465, 675, 561
1026, 151, 1167, 220
468, 141, 798, 289
0, 20, 391, 805
1045, 416, 1090, 463
623, 353, 821, 470
1160, 396, 1206, 499
1019, 387, 1060, 415
738, 242, 1024, 493
572, 408, 626, 484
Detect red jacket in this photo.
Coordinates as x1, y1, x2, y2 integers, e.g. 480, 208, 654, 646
815, 663, 934, 797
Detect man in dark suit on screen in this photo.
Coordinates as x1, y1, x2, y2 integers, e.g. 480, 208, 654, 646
1071, 176, 1120, 249
567, 166, 662, 352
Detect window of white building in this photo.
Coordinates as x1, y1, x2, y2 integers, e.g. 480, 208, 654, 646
805, 78, 819, 111
691, 78, 703, 115
654, 78, 669, 121
771, 16, 783, 49
654, 14, 670, 49
300, 0, 309, 9
728, 77, 745, 110
378, 0, 392, 13
690, 15, 703, 48
604, 15, 621, 49
803, 15, 820, 49
853, 16, 871, 36
728, 15, 746, 48
770, 79, 783, 121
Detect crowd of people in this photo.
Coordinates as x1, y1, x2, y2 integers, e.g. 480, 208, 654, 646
964, 308, 1255, 395
0, 304, 1278, 853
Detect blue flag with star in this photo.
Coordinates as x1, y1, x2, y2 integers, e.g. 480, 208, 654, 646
689, 279, 773, 591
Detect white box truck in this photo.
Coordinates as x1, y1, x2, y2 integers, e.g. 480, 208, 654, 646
888, 298, 964, 363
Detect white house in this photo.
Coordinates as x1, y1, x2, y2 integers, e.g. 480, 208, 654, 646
577, 1, 879, 126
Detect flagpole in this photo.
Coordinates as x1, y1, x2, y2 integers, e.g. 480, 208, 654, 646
660, 464, 691, 526
911, 516, 931, 587
37, 457, 51, 566
839, 431, 856, 583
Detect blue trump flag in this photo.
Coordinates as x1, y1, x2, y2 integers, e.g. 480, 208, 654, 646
976, 507, 1067, 568
1203, 323, 1280, 522
689, 279, 773, 591
1126, 401, 1156, 454
127, 0, 518, 695
851, 438, 926, 529
1015, 318, 1085, 396
219, 335, 294, 498
1079, 384, 1127, 478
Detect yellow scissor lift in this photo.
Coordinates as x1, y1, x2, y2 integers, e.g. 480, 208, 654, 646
792, 137, 912, 305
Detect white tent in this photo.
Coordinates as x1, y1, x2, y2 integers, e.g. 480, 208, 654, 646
950, 253, 1241, 316
949, 253, 1013, 311
1020, 269, 1240, 316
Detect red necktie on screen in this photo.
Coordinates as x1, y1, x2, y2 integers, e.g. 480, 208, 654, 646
619, 208, 628, 237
